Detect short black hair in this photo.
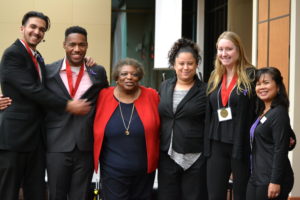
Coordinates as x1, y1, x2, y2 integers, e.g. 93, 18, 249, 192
22, 11, 50, 31
65, 26, 87, 39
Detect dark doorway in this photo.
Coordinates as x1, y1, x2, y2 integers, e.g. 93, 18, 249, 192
204, 0, 228, 82
112, 0, 156, 87
182, 0, 198, 41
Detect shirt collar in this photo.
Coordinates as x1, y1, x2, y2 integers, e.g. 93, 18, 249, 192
19, 39, 36, 55
61, 57, 87, 71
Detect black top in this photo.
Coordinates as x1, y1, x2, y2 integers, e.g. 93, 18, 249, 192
159, 76, 207, 153
204, 67, 256, 160
249, 105, 293, 185
100, 102, 147, 176
207, 86, 240, 144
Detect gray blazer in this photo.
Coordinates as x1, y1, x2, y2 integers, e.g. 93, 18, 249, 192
44, 59, 108, 152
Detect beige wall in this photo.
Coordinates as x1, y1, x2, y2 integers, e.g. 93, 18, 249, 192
289, 0, 300, 197
0, 0, 111, 76
228, 0, 253, 60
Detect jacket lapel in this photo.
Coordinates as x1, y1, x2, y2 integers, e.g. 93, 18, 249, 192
35, 51, 46, 84
52, 60, 72, 98
174, 77, 200, 113
80, 66, 102, 97
165, 77, 176, 114
15, 40, 41, 81
86, 66, 101, 84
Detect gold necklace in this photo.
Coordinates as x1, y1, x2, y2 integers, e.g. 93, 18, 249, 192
118, 101, 135, 135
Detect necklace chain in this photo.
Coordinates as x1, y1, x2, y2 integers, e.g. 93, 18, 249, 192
115, 86, 140, 135
118, 101, 135, 135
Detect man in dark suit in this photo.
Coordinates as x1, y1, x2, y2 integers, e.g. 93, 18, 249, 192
44, 26, 108, 200
0, 11, 91, 200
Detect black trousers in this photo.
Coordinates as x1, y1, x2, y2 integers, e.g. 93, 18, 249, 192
100, 170, 155, 200
246, 181, 293, 200
158, 151, 208, 200
206, 141, 250, 200
0, 147, 46, 200
246, 172, 294, 200
46, 147, 94, 200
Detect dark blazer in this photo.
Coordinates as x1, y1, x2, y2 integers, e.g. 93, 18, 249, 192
204, 67, 256, 160
250, 105, 293, 185
158, 76, 207, 153
44, 59, 108, 152
0, 40, 67, 152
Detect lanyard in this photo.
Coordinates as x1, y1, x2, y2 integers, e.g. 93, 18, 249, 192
21, 40, 40, 78
65, 59, 85, 98
217, 84, 234, 109
249, 117, 260, 174
250, 117, 260, 151
221, 74, 237, 106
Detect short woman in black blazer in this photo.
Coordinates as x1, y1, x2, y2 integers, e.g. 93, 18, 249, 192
204, 31, 256, 200
158, 38, 208, 200
246, 67, 294, 200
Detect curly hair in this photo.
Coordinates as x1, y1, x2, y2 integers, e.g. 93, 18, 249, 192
112, 58, 144, 81
168, 38, 202, 68
207, 31, 255, 96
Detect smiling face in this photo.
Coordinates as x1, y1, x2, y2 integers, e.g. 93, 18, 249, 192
217, 39, 239, 69
20, 17, 46, 49
173, 52, 197, 82
117, 65, 140, 92
255, 73, 279, 104
63, 33, 88, 66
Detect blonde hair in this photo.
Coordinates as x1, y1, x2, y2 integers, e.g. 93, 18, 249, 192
207, 31, 254, 96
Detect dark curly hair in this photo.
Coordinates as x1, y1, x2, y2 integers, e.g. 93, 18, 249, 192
255, 67, 289, 115
168, 38, 202, 68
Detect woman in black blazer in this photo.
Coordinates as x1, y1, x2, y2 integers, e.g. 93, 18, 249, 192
204, 31, 256, 200
158, 38, 208, 200
246, 67, 294, 200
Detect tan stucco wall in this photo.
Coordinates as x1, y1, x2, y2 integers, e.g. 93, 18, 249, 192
0, 0, 111, 76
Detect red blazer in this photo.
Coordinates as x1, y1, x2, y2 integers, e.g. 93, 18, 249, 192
93, 86, 160, 173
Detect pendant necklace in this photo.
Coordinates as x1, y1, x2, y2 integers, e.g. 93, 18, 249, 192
118, 101, 135, 135
117, 87, 138, 136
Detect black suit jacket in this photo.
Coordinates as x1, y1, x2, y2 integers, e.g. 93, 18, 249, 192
204, 67, 256, 160
44, 59, 108, 152
0, 40, 67, 152
250, 105, 293, 185
158, 76, 207, 153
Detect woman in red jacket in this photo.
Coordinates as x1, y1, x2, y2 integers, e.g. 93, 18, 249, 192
93, 58, 160, 200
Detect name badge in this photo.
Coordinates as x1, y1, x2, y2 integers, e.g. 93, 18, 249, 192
217, 107, 232, 122
260, 116, 267, 124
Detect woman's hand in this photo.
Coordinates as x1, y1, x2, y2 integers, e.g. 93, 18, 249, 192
0, 95, 12, 110
289, 137, 296, 148
84, 56, 97, 67
268, 183, 281, 199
